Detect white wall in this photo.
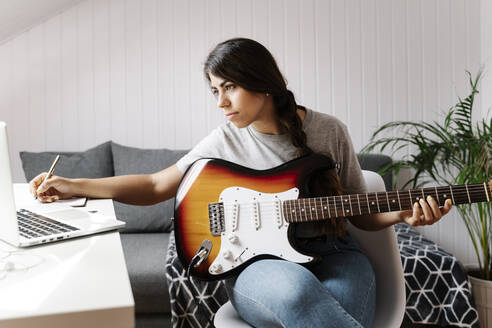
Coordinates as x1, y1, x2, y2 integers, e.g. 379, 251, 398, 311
0, 0, 487, 266
481, 0, 492, 119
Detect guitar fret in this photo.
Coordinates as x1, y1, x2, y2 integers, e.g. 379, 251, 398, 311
339, 196, 345, 216
290, 200, 294, 222
292, 200, 297, 222
357, 194, 362, 215
305, 199, 309, 221
313, 198, 319, 221
291, 200, 295, 221
485, 183, 491, 202
308, 198, 313, 222
385, 192, 390, 211
326, 197, 331, 218
297, 199, 300, 221
465, 185, 472, 203
348, 195, 354, 216
421, 188, 425, 201
449, 186, 455, 205
304, 198, 308, 222
315, 198, 320, 219
333, 197, 338, 217
295, 200, 301, 222
435, 187, 440, 206
375, 193, 381, 212
305, 198, 309, 221
396, 190, 402, 210
302, 199, 307, 222
366, 194, 371, 214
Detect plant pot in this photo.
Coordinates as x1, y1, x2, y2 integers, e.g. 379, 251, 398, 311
469, 273, 492, 327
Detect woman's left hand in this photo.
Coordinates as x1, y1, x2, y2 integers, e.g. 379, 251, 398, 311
400, 196, 453, 226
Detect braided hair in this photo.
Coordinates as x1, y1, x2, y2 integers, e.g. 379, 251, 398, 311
204, 38, 344, 236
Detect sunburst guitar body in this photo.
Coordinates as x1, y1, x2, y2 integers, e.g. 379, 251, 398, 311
173, 154, 336, 281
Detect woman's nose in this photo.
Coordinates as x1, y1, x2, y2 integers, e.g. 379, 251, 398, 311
217, 93, 230, 108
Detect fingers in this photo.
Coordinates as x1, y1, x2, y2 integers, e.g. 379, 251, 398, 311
425, 196, 441, 219
442, 199, 453, 215
407, 196, 453, 227
404, 202, 422, 226
419, 198, 435, 225
38, 194, 60, 203
29, 172, 47, 197
34, 176, 64, 202
37, 175, 58, 195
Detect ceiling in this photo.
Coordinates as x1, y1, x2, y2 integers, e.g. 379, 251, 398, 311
0, 0, 82, 45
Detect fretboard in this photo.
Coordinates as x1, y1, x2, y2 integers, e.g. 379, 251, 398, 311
282, 182, 492, 223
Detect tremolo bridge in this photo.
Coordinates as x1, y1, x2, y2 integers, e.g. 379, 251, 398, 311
208, 202, 224, 236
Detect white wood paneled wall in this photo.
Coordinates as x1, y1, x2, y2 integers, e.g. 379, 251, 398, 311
0, 0, 487, 266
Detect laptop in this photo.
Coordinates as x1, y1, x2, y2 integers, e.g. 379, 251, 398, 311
0, 121, 126, 247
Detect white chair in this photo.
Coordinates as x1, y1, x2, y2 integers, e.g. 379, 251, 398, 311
214, 170, 406, 328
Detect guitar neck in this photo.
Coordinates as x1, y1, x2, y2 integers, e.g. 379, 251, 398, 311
283, 182, 492, 223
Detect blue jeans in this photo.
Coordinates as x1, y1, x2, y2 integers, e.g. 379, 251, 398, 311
224, 234, 376, 328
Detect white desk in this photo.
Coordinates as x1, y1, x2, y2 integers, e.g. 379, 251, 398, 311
0, 184, 135, 328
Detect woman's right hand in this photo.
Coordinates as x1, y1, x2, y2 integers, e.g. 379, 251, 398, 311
29, 173, 76, 203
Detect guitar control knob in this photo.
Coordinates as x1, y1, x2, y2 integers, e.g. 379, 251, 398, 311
223, 250, 233, 260
228, 234, 238, 244
210, 263, 222, 273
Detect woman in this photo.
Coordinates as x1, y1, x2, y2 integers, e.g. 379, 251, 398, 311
30, 38, 452, 328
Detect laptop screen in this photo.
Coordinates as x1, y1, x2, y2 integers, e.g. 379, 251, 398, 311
0, 122, 21, 246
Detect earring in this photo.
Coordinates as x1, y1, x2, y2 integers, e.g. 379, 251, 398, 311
266, 93, 270, 97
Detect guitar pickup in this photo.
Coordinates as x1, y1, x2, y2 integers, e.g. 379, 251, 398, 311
274, 199, 283, 228
231, 203, 239, 232
253, 201, 260, 230
208, 202, 225, 236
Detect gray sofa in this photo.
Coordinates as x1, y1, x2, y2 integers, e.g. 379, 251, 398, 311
20, 142, 392, 328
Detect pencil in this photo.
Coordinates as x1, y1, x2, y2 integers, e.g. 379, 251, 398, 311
35, 155, 60, 199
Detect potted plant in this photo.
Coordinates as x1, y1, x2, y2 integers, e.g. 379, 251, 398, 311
361, 72, 491, 325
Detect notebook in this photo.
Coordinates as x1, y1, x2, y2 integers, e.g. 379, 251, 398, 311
0, 122, 125, 247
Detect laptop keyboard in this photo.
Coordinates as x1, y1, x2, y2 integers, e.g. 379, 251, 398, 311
17, 209, 79, 239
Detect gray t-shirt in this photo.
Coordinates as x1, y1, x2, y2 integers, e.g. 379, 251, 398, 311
176, 108, 367, 236
177, 109, 366, 192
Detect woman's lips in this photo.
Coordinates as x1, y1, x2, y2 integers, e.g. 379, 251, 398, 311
225, 112, 238, 119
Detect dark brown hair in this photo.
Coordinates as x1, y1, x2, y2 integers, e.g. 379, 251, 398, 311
204, 38, 312, 157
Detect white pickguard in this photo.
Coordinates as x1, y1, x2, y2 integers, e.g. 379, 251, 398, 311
209, 187, 313, 275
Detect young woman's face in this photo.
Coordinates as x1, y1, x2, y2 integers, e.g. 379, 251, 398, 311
208, 73, 272, 129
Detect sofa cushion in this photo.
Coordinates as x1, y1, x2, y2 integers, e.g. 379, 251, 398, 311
120, 233, 171, 314
357, 154, 393, 191
111, 142, 188, 233
19, 141, 114, 182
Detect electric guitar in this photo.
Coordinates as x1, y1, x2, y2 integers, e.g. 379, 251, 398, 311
173, 154, 491, 281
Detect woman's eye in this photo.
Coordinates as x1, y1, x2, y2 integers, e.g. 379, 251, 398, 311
225, 84, 235, 91
211, 89, 218, 97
